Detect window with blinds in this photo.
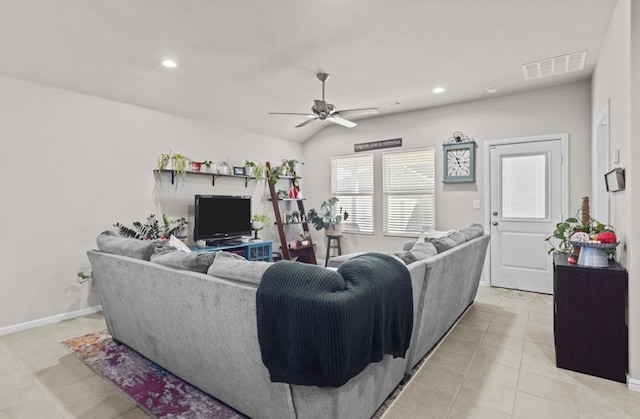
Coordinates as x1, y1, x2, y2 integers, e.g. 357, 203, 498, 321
383, 148, 435, 236
331, 154, 374, 234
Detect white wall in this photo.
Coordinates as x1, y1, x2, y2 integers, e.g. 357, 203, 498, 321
302, 81, 591, 256
632, 0, 640, 388
0, 74, 301, 330
591, 0, 640, 386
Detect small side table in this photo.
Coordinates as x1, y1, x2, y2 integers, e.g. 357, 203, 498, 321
325, 235, 342, 267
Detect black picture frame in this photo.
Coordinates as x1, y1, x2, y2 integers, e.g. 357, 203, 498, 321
604, 168, 625, 192
233, 166, 245, 176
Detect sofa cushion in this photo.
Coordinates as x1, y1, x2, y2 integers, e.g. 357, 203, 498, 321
96, 231, 162, 261
459, 223, 485, 241
427, 231, 466, 253
207, 251, 273, 285
150, 246, 216, 273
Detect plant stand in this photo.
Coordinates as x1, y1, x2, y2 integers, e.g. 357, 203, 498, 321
324, 235, 342, 267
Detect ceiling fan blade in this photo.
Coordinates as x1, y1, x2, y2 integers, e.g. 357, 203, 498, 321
295, 117, 319, 128
269, 112, 316, 116
328, 116, 357, 128
335, 107, 379, 118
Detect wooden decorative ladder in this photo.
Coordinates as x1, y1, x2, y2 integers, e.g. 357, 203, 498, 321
266, 162, 317, 264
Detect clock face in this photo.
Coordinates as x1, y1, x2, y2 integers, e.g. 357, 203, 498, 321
447, 149, 471, 176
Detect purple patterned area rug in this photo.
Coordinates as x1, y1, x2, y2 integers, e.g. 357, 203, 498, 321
62, 330, 405, 418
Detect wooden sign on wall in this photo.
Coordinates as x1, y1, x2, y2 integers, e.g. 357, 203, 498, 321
354, 138, 402, 152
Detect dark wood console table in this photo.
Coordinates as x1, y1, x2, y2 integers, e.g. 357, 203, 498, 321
553, 253, 628, 382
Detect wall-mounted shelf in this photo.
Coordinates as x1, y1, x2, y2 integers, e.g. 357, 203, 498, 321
153, 169, 256, 187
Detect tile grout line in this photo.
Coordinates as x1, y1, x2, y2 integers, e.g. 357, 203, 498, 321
443, 297, 498, 419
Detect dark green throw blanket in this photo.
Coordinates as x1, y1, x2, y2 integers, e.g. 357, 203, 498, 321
256, 253, 413, 387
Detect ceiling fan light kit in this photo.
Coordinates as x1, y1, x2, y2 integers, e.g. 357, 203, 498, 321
269, 72, 379, 128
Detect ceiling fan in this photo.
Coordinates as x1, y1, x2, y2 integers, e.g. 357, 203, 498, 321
269, 72, 379, 128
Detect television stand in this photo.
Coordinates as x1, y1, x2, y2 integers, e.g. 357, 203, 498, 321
212, 239, 243, 246
190, 240, 272, 262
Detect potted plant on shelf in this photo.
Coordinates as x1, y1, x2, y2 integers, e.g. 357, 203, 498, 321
155, 152, 190, 183
282, 159, 299, 177
218, 160, 231, 175
307, 197, 349, 236
157, 153, 170, 171
245, 160, 267, 180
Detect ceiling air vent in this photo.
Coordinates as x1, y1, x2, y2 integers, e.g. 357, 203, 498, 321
521, 50, 588, 81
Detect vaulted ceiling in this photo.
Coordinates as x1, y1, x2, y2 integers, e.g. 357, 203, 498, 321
0, 0, 619, 143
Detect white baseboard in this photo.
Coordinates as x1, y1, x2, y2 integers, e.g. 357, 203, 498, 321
0, 305, 102, 337
628, 375, 640, 392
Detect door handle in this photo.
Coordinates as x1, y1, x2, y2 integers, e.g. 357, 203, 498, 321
492, 221, 499, 226
492, 211, 498, 216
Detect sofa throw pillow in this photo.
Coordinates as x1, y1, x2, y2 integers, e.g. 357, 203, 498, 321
207, 251, 273, 286
423, 229, 455, 240
168, 235, 191, 252
96, 231, 162, 261
150, 247, 215, 274
427, 231, 466, 253
459, 223, 485, 241
393, 241, 437, 264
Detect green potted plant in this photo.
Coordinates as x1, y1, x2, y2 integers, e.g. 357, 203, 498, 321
307, 197, 349, 236
218, 159, 231, 175
157, 153, 170, 171
269, 164, 283, 184
170, 153, 190, 177
282, 159, 299, 176
245, 160, 267, 180
545, 196, 615, 259
114, 214, 189, 240
251, 213, 271, 240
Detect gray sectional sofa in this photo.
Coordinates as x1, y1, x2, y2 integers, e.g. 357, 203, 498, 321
88, 225, 489, 419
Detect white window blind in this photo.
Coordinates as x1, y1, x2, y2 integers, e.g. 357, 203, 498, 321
331, 154, 374, 234
383, 148, 435, 236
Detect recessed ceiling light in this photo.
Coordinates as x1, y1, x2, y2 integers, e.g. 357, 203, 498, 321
486, 86, 499, 94
162, 59, 177, 68
432, 87, 445, 94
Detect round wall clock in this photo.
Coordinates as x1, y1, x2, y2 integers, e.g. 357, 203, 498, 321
443, 141, 476, 183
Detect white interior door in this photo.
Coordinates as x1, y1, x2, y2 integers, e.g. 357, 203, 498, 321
489, 138, 564, 294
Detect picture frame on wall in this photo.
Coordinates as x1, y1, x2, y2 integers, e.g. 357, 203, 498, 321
233, 167, 246, 176
604, 167, 625, 192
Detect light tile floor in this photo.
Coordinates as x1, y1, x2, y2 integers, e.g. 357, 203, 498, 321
382, 286, 640, 419
0, 287, 638, 418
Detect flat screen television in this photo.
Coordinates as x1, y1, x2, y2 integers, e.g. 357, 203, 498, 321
194, 195, 252, 244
